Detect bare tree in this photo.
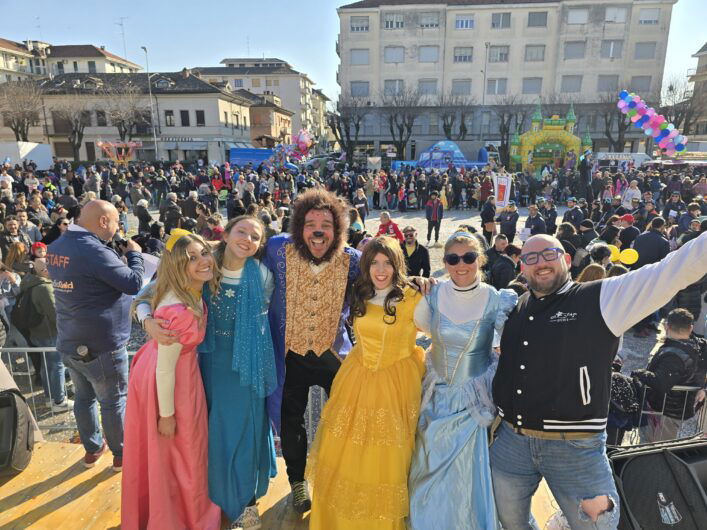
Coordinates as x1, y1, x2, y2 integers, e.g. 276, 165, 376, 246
103, 78, 151, 143
0, 80, 43, 141
437, 91, 476, 141
380, 86, 422, 160
492, 95, 530, 167
596, 91, 631, 152
52, 93, 94, 161
659, 76, 704, 136
327, 91, 369, 163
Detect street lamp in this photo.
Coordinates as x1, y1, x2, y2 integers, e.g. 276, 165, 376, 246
141, 46, 159, 161
481, 42, 490, 107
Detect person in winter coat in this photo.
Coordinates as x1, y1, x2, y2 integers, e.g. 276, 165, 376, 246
376, 210, 404, 242
480, 196, 497, 245
135, 199, 153, 234
490, 244, 521, 290
20, 258, 71, 411
561, 197, 584, 230
162, 193, 182, 234
541, 199, 558, 235
578, 219, 599, 248
632, 218, 670, 270
425, 190, 444, 246
496, 202, 519, 243
524, 204, 546, 236
633, 309, 707, 442
661, 191, 687, 222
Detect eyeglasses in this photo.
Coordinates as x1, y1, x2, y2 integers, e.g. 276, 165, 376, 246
444, 251, 478, 266
519, 247, 565, 266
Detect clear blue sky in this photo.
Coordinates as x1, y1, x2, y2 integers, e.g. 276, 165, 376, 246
6, 0, 706, 100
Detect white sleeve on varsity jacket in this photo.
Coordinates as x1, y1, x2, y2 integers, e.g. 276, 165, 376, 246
600, 232, 707, 337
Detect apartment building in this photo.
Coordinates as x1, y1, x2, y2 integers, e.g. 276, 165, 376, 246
689, 42, 707, 141
192, 58, 329, 142
236, 89, 294, 147
0, 71, 252, 163
0, 38, 140, 82
337, 0, 676, 157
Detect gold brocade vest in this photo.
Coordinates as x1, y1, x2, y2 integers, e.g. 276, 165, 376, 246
285, 245, 350, 356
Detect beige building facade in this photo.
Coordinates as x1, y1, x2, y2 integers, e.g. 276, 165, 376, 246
0, 38, 140, 82
0, 71, 252, 164
193, 58, 331, 145
688, 42, 707, 141
337, 0, 676, 157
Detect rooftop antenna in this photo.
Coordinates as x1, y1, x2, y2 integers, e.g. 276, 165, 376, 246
246, 36, 250, 56
115, 17, 129, 59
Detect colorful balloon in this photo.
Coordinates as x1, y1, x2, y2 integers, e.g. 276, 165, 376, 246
644, 128, 653, 136
619, 90, 629, 99
608, 245, 621, 263
619, 248, 639, 266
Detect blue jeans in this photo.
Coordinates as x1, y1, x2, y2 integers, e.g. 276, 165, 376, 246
40, 349, 66, 404
490, 422, 619, 529
62, 347, 128, 457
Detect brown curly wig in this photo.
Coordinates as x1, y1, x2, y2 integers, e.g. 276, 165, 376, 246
289, 188, 349, 264
349, 236, 407, 324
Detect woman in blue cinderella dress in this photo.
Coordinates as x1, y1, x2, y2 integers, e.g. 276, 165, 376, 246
141, 216, 278, 529
408, 230, 517, 529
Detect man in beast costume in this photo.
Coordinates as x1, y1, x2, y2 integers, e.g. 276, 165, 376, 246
263, 188, 360, 512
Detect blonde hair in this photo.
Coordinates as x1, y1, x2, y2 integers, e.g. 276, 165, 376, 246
134, 233, 217, 322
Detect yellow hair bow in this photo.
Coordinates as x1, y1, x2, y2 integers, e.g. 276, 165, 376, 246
165, 228, 191, 252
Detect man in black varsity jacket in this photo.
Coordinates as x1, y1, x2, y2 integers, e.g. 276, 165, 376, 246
490, 232, 707, 530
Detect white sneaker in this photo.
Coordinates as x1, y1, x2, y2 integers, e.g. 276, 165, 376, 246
230, 505, 261, 530
51, 398, 74, 412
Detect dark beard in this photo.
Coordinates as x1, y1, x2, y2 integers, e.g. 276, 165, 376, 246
294, 240, 341, 265
526, 270, 570, 297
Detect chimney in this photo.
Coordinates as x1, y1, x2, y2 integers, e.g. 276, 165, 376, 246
181, 67, 190, 78
100, 45, 105, 50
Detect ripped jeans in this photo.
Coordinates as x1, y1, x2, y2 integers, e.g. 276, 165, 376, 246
491, 422, 619, 529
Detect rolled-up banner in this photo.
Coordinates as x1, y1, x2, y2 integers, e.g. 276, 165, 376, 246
493, 173, 512, 208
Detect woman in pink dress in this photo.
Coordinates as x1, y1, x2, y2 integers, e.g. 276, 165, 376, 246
122, 231, 221, 530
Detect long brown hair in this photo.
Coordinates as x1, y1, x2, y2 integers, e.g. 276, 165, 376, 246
133, 233, 217, 322
349, 236, 407, 324
576, 263, 606, 283
212, 215, 265, 294
5, 242, 27, 270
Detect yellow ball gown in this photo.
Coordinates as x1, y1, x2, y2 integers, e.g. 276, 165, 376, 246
305, 287, 425, 529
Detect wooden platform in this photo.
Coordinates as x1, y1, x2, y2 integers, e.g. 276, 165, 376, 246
0, 442, 556, 529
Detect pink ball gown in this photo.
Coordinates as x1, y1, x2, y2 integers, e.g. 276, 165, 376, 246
121, 303, 221, 530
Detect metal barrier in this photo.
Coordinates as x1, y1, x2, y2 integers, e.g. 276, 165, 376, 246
608, 383, 707, 447
0, 347, 328, 442
1, 347, 84, 434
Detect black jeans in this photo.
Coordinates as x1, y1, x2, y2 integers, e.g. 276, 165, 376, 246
427, 220, 441, 242
281, 350, 341, 484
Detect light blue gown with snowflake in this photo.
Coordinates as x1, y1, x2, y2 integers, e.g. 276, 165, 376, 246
408, 282, 517, 530
198, 259, 278, 520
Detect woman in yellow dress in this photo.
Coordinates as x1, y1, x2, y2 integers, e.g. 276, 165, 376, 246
305, 236, 425, 530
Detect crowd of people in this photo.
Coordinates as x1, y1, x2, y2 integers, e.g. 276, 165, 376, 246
1, 153, 706, 530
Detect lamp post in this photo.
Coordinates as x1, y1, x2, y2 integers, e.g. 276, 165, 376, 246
481, 42, 490, 107
141, 46, 159, 161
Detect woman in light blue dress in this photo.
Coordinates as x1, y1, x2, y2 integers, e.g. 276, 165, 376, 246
408, 230, 517, 530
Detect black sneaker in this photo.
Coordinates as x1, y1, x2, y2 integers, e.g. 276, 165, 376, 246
291, 481, 311, 513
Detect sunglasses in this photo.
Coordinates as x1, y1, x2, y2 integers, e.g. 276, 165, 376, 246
444, 251, 478, 266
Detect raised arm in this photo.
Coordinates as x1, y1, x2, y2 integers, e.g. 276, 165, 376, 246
600, 232, 707, 336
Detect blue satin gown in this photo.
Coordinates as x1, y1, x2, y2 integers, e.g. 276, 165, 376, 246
408, 284, 516, 530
